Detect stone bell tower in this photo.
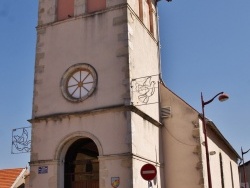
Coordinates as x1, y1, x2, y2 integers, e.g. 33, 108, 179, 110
30, 0, 162, 187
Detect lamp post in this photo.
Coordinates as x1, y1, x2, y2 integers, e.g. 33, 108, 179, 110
201, 92, 229, 188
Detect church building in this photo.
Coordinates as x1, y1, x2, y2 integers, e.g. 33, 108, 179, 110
29, 0, 240, 187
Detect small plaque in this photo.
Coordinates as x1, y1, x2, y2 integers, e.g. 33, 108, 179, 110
38, 166, 48, 174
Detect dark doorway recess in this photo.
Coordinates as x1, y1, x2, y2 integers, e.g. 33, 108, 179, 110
64, 138, 99, 188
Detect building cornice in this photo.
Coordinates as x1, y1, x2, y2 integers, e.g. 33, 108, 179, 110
28, 104, 162, 127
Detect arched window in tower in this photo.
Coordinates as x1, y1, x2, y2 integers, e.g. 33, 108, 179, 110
147, 0, 154, 34
57, 0, 74, 21
87, 0, 106, 13
64, 138, 99, 188
138, 0, 154, 34
139, 0, 144, 21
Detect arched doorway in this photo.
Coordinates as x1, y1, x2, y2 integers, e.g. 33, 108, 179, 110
64, 138, 99, 188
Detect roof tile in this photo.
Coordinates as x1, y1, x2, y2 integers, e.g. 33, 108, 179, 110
0, 168, 24, 188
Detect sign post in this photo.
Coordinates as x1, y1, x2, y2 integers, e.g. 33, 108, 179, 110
140, 164, 157, 188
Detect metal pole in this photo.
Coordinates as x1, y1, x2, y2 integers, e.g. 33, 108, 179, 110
201, 92, 213, 188
201, 91, 228, 188
241, 147, 250, 188
148, 181, 152, 188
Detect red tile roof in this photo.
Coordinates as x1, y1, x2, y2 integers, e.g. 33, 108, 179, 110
0, 168, 24, 188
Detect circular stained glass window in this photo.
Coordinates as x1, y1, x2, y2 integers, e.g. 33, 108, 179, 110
61, 64, 97, 102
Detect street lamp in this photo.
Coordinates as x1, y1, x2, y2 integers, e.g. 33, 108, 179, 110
201, 92, 229, 188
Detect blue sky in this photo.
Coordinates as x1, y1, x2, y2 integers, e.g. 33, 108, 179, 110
0, 0, 250, 169
158, 0, 250, 162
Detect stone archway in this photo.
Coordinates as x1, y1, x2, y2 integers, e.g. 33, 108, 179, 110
55, 132, 103, 188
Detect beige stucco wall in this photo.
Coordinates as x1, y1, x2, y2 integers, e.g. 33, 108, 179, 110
160, 83, 240, 188
131, 112, 162, 187
34, 7, 129, 117
30, 1, 161, 187
29, 109, 162, 187
34, 1, 159, 120
160, 84, 202, 188
30, 110, 131, 187
127, 5, 160, 120
37, 0, 157, 38
31, 112, 130, 160
199, 119, 240, 188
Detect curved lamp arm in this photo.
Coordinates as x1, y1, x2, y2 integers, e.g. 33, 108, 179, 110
201, 92, 224, 106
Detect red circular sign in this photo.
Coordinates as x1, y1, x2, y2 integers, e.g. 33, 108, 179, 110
140, 164, 157, 181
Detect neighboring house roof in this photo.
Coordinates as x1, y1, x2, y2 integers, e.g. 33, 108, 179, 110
0, 168, 26, 188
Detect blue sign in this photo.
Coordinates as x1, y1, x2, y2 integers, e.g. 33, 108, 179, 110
38, 166, 48, 174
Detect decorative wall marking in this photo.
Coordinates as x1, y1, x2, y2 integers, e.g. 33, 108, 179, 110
131, 75, 159, 106
12, 127, 31, 154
